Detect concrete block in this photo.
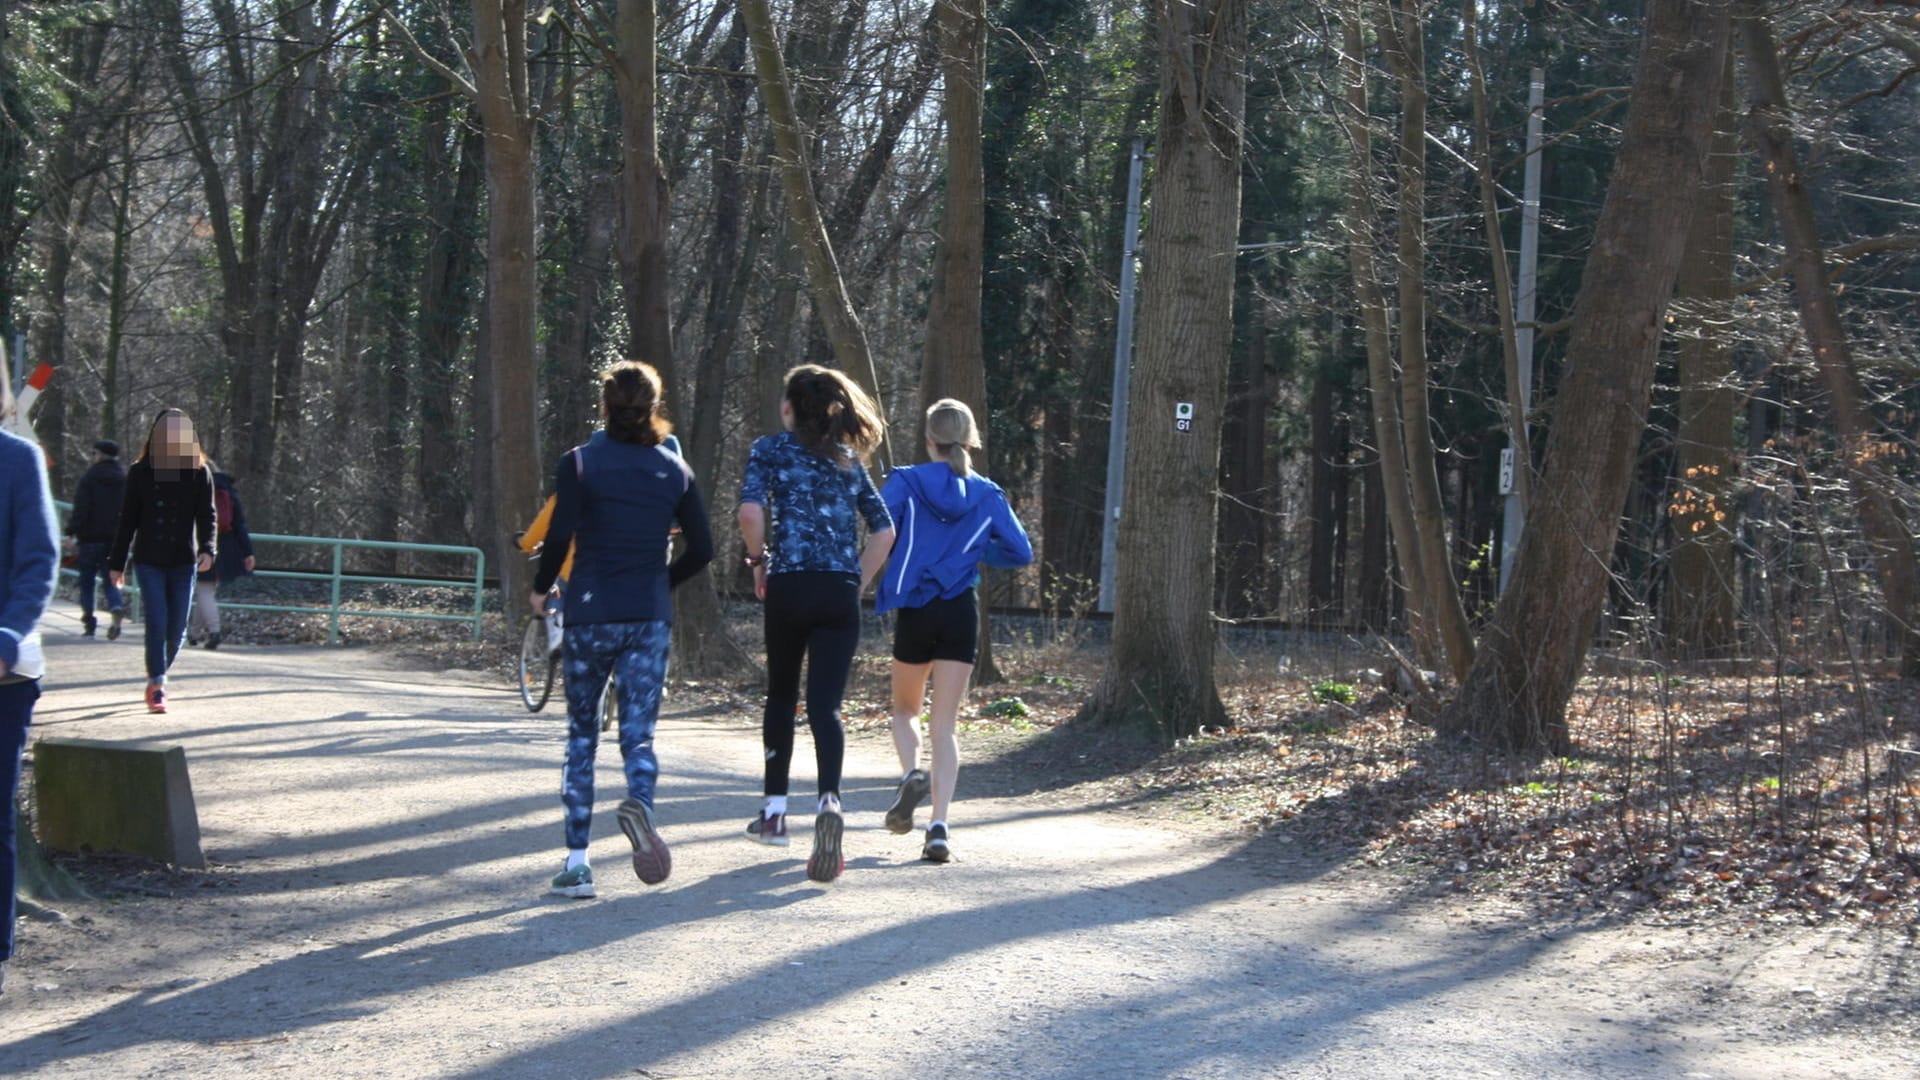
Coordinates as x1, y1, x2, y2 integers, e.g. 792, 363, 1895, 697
33, 737, 206, 868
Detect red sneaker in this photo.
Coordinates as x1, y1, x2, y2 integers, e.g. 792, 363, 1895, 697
145, 683, 167, 714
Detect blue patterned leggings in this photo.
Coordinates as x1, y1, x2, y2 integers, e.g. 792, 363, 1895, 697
561, 620, 671, 851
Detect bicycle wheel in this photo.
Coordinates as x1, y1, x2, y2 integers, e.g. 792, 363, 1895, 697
599, 675, 618, 732
519, 616, 556, 712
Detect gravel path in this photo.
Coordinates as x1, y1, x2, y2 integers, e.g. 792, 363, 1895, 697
3, 600, 1915, 1079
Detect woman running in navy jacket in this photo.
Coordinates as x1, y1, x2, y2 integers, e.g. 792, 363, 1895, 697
876, 399, 1032, 862
530, 361, 713, 898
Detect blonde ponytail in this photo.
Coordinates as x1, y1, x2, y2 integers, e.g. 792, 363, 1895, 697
924, 398, 981, 476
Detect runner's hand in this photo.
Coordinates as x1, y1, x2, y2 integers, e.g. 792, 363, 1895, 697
109, 570, 124, 589
197, 553, 215, 573
753, 564, 767, 601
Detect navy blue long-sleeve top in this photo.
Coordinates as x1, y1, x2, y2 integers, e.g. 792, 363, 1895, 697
532, 432, 713, 626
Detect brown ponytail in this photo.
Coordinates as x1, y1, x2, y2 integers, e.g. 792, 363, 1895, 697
602, 360, 672, 445
784, 364, 883, 461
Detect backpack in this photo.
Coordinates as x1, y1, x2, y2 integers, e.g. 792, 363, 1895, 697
215, 485, 236, 534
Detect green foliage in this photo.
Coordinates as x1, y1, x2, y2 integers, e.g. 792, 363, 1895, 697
1309, 680, 1358, 705
983, 696, 1031, 719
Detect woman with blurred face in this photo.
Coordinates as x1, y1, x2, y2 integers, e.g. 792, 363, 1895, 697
108, 409, 216, 713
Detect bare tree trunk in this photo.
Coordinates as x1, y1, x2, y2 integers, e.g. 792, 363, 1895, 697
552, 174, 616, 446
1462, 0, 1532, 514
1439, 0, 1731, 753
674, 11, 757, 676
918, 0, 1000, 683
617, 0, 675, 379
1736, 2, 1920, 674
1078, 0, 1247, 740
472, 0, 544, 612
1378, 0, 1474, 683
1666, 59, 1741, 660
1339, 3, 1427, 659
1308, 362, 1338, 625
417, 108, 484, 549
739, 0, 891, 464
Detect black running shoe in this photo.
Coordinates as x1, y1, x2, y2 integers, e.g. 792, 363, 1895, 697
106, 610, 124, 640
808, 806, 845, 883
885, 769, 931, 835
206, 632, 222, 651
82, 615, 97, 638
922, 823, 951, 864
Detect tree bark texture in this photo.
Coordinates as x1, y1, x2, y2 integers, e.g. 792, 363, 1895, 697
740, 0, 890, 464
1440, 0, 1731, 753
1078, 0, 1247, 740
1666, 59, 1741, 660
1377, 0, 1474, 683
617, 0, 675, 379
918, 0, 1001, 683
1736, 2, 1920, 674
1340, 3, 1427, 660
472, 0, 544, 611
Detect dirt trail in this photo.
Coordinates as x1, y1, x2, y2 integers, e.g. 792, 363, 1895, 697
2, 600, 1915, 1079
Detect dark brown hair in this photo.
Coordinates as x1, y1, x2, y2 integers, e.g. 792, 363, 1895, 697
136, 408, 207, 468
603, 360, 672, 445
784, 364, 883, 460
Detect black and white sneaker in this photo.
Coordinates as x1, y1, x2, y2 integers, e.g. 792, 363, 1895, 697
885, 769, 931, 835
922, 823, 951, 864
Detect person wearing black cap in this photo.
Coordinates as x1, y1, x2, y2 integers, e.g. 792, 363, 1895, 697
64, 438, 127, 639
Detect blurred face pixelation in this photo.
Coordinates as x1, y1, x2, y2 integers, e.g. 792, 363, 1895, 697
157, 415, 195, 468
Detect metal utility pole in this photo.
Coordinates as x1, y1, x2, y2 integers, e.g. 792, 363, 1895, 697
1098, 138, 1146, 614
1499, 69, 1544, 593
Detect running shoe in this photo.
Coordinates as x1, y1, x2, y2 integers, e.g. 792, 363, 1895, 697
808, 806, 845, 883
746, 811, 789, 847
617, 798, 672, 884
884, 769, 931, 835
549, 863, 596, 899
81, 615, 96, 638
922, 823, 951, 864
106, 610, 124, 640
145, 683, 167, 715
206, 632, 222, 651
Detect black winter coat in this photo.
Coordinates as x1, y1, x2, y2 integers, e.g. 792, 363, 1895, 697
200, 472, 255, 585
108, 460, 216, 572
65, 459, 127, 544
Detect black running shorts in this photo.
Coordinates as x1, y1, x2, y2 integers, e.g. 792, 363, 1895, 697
892, 588, 979, 665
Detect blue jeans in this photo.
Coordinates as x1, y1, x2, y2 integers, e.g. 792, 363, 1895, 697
134, 563, 195, 682
560, 620, 671, 851
1, 679, 39, 963
73, 542, 124, 621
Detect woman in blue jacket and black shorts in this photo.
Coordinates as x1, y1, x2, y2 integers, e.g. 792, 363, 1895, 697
876, 399, 1032, 862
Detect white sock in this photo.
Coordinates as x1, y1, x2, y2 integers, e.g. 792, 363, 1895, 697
565, 849, 589, 870
819, 793, 841, 815
929, 819, 947, 834
764, 795, 787, 817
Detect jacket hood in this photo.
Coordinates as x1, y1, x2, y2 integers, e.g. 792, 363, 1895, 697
898, 462, 991, 523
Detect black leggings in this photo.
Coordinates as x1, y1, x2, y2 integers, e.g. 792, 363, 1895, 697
762, 571, 860, 798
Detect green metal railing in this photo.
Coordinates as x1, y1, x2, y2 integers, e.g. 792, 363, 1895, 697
53, 501, 488, 644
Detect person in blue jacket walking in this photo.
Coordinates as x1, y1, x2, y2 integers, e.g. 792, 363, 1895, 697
876, 398, 1031, 863
0, 372, 58, 995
